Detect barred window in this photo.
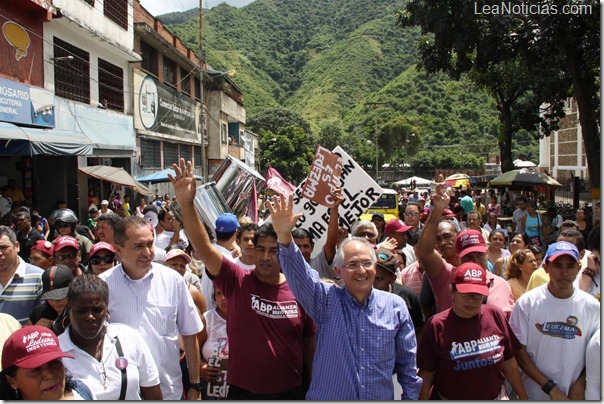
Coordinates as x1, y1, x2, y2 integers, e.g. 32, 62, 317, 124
141, 139, 161, 169
163, 56, 177, 87
98, 59, 124, 112
194, 146, 202, 167
140, 41, 158, 76
54, 37, 90, 104
104, 0, 128, 30
181, 68, 191, 95
164, 142, 179, 168
180, 143, 192, 163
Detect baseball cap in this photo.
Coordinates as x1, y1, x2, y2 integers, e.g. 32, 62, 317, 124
30, 240, 54, 256
215, 213, 240, 233
52, 235, 79, 252
164, 248, 191, 264
455, 229, 487, 258
384, 219, 412, 234
443, 208, 455, 218
88, 207, 98, 214
544, 241, 580, 263
371, 213, 385, 221
100, 200, 109, 206
41, 265, 74, 301
2, 326, 75, 370
90, 241, 115, 258
375, 248, 398, 275
452, 262, 489, 296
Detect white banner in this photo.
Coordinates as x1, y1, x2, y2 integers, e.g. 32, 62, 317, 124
269, 146, 383, 258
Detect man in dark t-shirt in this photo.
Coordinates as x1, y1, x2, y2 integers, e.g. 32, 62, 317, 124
373, 248, 424, 338
15, 211, 44, 262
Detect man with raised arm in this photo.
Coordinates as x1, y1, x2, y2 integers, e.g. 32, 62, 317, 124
269, 192, 421, 400
416, 183, 513, 317
169, 159, 315, 400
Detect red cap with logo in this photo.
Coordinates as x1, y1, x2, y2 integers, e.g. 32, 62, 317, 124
452, 262, 489, 296
2, 326, 75, 370
30, 240, 54, 256
52, 235, 79, 252
455, 229, 487, 258
90, 241, 115, 258
384, 219, 413, 234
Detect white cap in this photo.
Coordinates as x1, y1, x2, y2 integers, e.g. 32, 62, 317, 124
101, 200, 109, 205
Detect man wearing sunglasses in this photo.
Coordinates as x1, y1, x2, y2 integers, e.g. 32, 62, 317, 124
271, 192, 422, 400
51, 235, 83, 276
403, 203, 423, 247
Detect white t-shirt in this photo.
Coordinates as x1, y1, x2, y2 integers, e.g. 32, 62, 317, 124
203, 244, 235, 311
509, 285, 600, 399
155, 230, 189, 250
585, 329, 600, 400
234, 257, 255, 271
59, 323, 159, 400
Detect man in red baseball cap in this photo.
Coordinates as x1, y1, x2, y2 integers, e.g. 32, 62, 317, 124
417, 262, 527, 400
29, 240, 54, 270
415, 183, 513, 317
384, 219, 416, 267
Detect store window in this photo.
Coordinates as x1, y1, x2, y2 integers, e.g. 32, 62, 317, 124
54, 37, 90, 104
163, 142, 179, 168
141, 139, 161, 169
104, 0, 128, 30
181, 144, 192, 164
98, 58, 124, 112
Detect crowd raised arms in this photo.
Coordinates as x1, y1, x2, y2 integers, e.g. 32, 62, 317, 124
0, 159, 600, 400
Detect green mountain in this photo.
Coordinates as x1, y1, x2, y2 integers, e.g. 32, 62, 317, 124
163, 0, 538, 162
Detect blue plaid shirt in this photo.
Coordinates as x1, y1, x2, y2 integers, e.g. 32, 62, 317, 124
278, 242, 422, 400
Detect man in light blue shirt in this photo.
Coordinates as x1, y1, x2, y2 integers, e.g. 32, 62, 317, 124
270, 193, 422, 400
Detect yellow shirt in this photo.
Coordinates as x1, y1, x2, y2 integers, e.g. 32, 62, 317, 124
526, 267, 549, 291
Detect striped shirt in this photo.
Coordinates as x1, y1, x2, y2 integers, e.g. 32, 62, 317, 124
0, 258, 43, 324
399, 261, 424, 297
278, 242, 422, 400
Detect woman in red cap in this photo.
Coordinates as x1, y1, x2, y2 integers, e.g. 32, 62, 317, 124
86, 241, 116, 276
0, 325, 93, 400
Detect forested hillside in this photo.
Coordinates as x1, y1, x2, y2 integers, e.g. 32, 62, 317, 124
163, 0, 538, 167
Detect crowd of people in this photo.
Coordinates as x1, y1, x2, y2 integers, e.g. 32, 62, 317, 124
0, 162, 600, 400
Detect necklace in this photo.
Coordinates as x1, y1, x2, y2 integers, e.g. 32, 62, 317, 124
96, 337, 108, 389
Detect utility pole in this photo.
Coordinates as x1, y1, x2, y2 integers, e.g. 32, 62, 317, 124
198, 0, 206, 182
365, 102, 387, 182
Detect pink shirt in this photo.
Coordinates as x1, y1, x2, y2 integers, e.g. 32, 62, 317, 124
400, 262, 423, 297
428, 258, 514, 318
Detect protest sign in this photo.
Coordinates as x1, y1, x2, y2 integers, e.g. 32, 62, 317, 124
206, 356, 229, 399
267, 146, 383, 258
264, 166, 296, 196
301, 145, 343, 208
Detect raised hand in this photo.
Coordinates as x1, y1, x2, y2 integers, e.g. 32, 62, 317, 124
168, 158, 197, 206
377, 237, 398, 251
431, 182, 450, 212
267, 192, 303, 244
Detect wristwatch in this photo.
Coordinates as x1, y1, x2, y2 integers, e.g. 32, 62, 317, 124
189, 381, 203, 392
541, 379, 556, 395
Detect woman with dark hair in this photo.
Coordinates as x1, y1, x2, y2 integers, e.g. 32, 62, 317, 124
86, 242, 116, 276
486, 230, 509, 277
494, 232, 530, 278
575, 208, 592, 250
505, 249, 539, 302
518, 199, 545, 247
56, 273, 162, 400
0, 325, 93, 400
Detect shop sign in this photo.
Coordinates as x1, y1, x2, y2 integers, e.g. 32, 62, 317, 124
0, 77, 55, 127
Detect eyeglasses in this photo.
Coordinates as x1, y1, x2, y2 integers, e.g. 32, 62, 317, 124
55, 222, 72, 228
404, 212, 419, 217
343, 260, 374, 270
90, 255, 115, 265
54, 251, 78, 261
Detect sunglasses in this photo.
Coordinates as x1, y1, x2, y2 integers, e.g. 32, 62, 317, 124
90, 255, 115, 265
55, 222, 72, 228
54, 251, 78, 261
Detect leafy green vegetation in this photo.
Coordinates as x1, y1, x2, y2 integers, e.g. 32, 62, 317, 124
162, 0, 539, 174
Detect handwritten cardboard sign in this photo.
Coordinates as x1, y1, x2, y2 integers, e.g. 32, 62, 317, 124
206, 356, 229, 399
267, 146, 383, 258
301, 145, 343, 208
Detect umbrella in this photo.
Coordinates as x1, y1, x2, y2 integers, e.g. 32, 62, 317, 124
136, 168, 202, 184
79, 166, 155, 196
489, 168, 562, 189
444, 173, 471, 188
393, 176, 432, 187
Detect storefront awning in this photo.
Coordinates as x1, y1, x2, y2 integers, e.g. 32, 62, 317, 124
79, 166, 155, 196
0, 122, 93, 156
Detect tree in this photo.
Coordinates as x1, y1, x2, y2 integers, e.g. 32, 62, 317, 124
398, 0, 599, 188
379, 115, 421, 165
397, 1, 569, 173
258, 126, 315, 184
247, 108, 313, 136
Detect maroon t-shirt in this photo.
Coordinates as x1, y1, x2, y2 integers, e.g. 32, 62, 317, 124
417, 305, 520, 400
210, 257, 316, 394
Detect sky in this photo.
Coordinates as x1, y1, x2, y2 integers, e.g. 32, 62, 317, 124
140, 0, 255, 16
